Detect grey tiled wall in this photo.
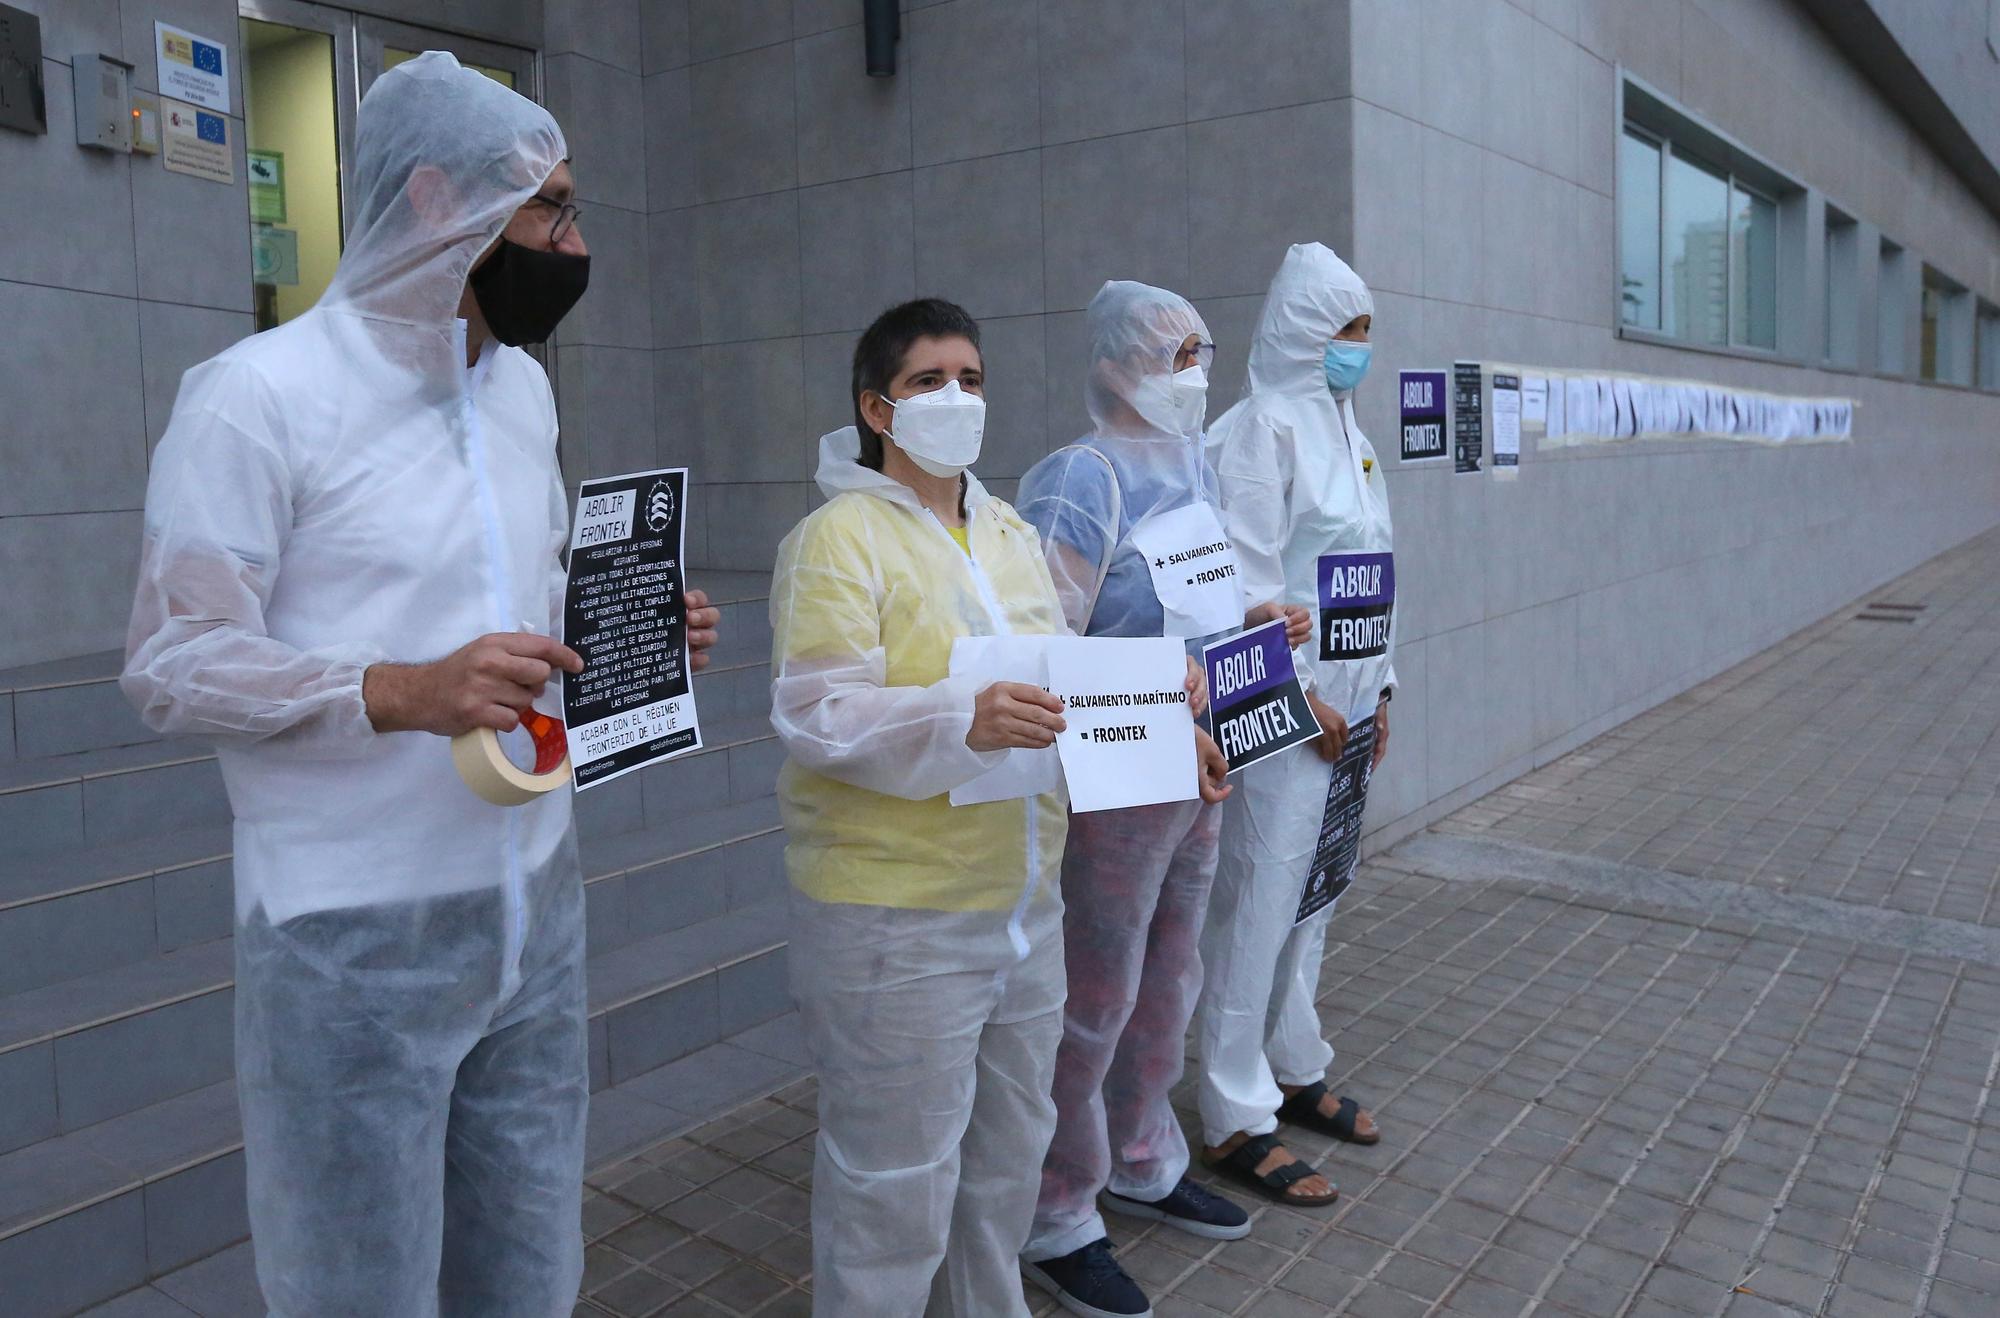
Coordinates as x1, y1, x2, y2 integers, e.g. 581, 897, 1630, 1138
0, 0, 546, 673
606, 0, 1357, 570
0, 0, 254, 671
11, 0, 2000, 873
1339, 0, 2000, 846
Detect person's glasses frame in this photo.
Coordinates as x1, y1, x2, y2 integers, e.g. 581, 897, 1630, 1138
526, 194, 581, 245
1176, 340, 1218, 373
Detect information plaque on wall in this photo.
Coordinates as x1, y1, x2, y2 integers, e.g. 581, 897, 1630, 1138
1453, 359, 1483, 474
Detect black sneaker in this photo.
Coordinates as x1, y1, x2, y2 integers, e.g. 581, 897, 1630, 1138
1023, 1238, 1153, 1318
1103, 1176, 1252, 1240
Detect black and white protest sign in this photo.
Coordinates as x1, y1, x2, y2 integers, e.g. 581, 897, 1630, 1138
1297, 714, 1377, 925
1453, 359, 1483, 474
561, 467, 702, 790
1202, 619, 1319, 774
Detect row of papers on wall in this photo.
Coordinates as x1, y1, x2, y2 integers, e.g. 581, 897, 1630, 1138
1400, 363, 1857, 476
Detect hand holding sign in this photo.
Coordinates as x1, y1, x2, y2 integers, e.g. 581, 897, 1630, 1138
1307, 692, 1349, 763
1202, 619, 1322, 774
1047, 636, 1198, 813
968, 681, 1067, 752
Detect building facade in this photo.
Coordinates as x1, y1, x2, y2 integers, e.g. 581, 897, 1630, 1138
3, 1, 1999, 1309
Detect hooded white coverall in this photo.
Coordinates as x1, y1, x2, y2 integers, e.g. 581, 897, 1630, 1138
1015, 282, 1228, 1262
121, 55, 585, 1316
771, 428, 1072, 1317
1194, 244, 1398, 1147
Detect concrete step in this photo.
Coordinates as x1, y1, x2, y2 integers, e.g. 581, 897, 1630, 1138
0, 741, 230, 862
0, 568, 772, 764
1, 682, 774, 866
0, 797, 787, 1154
0, 721, 785, 1003
0, 652, 156, 764
0, 672, 772, 856
0, 648, 772, 860
688, 569, 771, 608
0, 999, 809, 1318
0, 569, 769, 768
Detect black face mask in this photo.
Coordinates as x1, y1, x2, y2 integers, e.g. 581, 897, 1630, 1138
469, 238, 591, 346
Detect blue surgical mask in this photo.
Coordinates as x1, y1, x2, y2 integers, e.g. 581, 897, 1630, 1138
1323, 341, 1372, 394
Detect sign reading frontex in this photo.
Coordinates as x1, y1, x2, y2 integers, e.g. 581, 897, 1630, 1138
1399, 369, 1448, 462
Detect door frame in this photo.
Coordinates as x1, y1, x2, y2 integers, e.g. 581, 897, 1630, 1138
236, 0, 541, 242
354, 13, 540, 108
239, 0, 361, 239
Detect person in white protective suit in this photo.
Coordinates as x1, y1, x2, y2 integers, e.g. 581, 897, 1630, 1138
769, 297, 1228, 1317
1014, 282, 1311, 1318
121, 54, 718, 1315
1194, 243, 1393, 1209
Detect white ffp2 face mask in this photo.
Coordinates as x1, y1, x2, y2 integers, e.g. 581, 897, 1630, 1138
1132, 364, 1210, 438
884, 379, 987, 477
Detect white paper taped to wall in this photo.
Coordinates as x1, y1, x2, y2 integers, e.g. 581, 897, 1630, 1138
1485, 362, 1855, 449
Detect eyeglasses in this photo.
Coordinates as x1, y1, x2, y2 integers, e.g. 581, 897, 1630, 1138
525, 193, 582, 245
1175, 340, 1217, 372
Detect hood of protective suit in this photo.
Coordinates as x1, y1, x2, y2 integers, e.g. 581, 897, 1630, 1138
324, 51, 567, 327
814, 425, 998, 512
1019, 282, 1233, 639
1085, 280, 1211, 442
1244, 243, 1373, 399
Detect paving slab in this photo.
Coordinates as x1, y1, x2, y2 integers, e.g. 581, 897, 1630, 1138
132, 531, 2000, 1314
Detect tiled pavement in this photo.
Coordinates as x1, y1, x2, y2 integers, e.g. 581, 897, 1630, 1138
94, 528, 2000, 1315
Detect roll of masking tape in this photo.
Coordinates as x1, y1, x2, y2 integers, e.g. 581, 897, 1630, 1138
452, 708, 573, 806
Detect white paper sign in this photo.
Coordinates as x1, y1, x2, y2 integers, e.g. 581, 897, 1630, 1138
155, 22, 230, 114
1496, 374, 1520, 476
1564, 377, 1595, 438
1128, 502, 1244, 638
1521, 377, 1548, 423
1046, 636, 1198, 813
948, 635, 1062, 806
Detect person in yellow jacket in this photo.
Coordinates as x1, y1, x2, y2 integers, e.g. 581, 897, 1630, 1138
771, 298, 1223, 1316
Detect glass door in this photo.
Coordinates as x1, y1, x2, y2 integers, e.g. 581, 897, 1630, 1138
239, 0, 355, 331
236, 1, 538, 332
355, 15, 537, 102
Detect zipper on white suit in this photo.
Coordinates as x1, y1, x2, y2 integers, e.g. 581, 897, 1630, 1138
927, 508, 1039, 963
460, 330, 528, 995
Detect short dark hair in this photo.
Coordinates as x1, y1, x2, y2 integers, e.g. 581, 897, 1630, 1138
850, 298, 982, 470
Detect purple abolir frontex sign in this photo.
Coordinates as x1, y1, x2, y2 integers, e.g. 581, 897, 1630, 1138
1208, 620, 1296, 711
1202, 618, 1319, 773
1317, 551, 1395, 661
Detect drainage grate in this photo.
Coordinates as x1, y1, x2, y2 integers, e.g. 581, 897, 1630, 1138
1854, 601, 1924, 624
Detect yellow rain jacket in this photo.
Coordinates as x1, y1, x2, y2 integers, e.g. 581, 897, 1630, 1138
771, 427, 1070, 914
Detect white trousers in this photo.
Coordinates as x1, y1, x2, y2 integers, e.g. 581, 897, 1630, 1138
1194, 743, 1340, 1145
237, 834, 588, 1318
790, 891, 1066, 1318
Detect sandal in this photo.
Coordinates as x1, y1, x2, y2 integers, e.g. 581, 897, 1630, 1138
1201, 1132, 1339, 1207
1278, 1082, 1382, 1145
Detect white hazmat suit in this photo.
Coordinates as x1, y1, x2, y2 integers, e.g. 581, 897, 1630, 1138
1016, 282, 1229, 1262
771, 427, 1072, 1316
1195, 244, 1397, 1147
122, 54, 586, 1315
